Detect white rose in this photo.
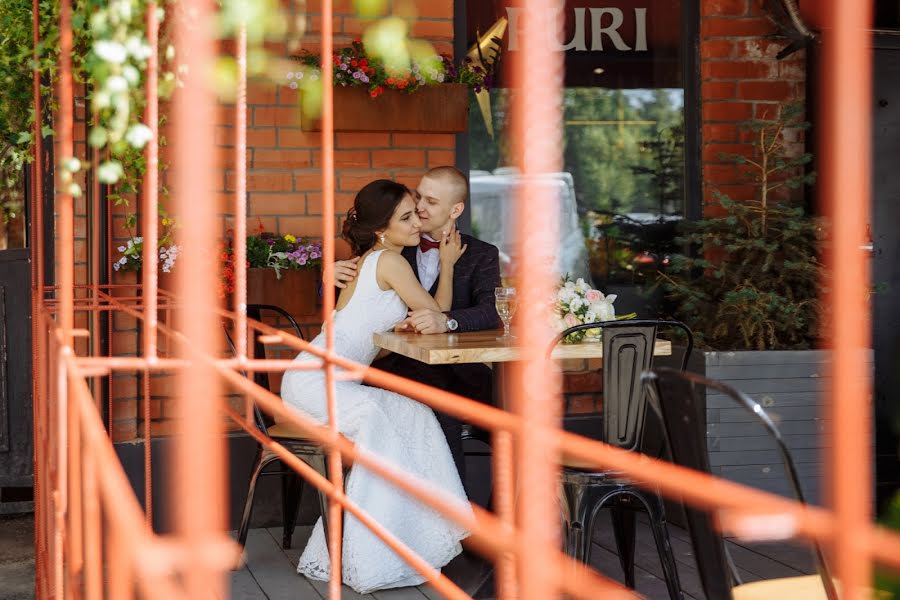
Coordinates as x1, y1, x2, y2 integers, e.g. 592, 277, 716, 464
569, 297, 584, 312
596, 302, 615, 322
584, 310, 597, 323
564, 281, 575, 290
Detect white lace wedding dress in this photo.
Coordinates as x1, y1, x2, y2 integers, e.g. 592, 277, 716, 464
281, 249, 469, 594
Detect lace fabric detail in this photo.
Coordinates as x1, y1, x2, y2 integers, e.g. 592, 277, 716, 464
281, 249, 470, 594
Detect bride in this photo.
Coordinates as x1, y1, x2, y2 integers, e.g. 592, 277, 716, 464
281, 179, 470, 593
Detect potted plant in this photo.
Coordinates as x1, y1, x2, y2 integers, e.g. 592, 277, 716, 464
220, 225, 323, 319
288, 40, 495, 133
112, 213, 180, 292
653, 104, 867, 504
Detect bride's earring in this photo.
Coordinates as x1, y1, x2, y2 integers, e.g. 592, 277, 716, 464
378, 233, 385, 244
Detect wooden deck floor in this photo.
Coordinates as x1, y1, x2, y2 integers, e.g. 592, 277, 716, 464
231, 514, 816, 599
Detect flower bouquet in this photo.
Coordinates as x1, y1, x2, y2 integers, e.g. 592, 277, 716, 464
553, 276, 635, 343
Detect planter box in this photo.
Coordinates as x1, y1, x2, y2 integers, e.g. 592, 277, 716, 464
247, 268, 320, 319
678, 350, 873, 506
305, 84, 470, 133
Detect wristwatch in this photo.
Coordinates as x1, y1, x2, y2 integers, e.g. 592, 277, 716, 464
445, 316, 459, 332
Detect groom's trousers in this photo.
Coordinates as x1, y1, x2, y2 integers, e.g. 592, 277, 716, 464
370, 353, 493, 489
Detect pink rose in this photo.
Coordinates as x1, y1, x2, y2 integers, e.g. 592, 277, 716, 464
584, 289, 603, 304
563, 312, 579, 327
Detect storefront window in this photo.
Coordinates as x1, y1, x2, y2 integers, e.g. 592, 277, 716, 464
466, 1, 691, 315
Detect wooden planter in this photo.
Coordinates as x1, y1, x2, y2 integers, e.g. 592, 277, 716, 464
305, 83, 470, 133
247, 268, 320, 319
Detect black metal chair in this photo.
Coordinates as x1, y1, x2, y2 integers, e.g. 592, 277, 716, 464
225, 304, 330, 552
642, 368, 838, 600
555, 319, 693, 600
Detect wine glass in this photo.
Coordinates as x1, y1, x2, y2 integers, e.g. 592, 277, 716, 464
495, 287, 517, 340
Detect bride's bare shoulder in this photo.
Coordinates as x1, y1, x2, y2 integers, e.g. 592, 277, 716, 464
374, 249, 414, 288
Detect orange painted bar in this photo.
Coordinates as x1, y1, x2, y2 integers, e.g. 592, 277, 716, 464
234, 24, 249, 360
171, 0, 227, 594
820, 2, 875, 598
142, 0, 160, 360
319, 2, 343, 598
509, 0, 566, 598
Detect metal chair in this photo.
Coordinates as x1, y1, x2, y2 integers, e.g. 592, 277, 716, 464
225, 304, 330, 551
555, 319, 693, 600
642, 368, 838, 600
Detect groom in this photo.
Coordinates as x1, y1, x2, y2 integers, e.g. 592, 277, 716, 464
333, 166, 501, 484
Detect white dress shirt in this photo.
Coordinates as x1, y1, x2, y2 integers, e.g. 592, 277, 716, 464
416, 234, 441, 292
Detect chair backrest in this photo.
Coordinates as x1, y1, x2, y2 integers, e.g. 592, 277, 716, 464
223, 304, 305, 434
552, 320, 654, 450
642, 367, 837, 600
552, 319, 694, 450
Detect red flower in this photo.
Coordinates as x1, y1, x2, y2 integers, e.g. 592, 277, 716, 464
351, 59, 358, 67
360, 59, 368, 67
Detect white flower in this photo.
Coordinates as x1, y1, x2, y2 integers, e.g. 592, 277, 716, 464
125, 124, 153, 149
98, 161, 124, 184
289, 82, 298, 89
92, 90, 111, 110
117, 246, 126, 252
596, 301, 615, 322
286, 71, 294, 79
296, 71, 305, 80
584, 310, 597, 323
125, 36, 151, 61
564, 281, 576, 290
63, 157, 81, 172
118, 257, 127, 265
122, 65, 140, 85
569, 297, 584, 312
574, 278, 588, 293
105, 75, 128, 93
94, 41, 127, 64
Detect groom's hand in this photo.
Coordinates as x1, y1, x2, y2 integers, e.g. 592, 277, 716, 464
333, 257, 360, 289
406, 308, 448, 334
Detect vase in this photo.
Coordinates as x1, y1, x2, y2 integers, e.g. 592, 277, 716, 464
246, 267, 321, 319
303, 84, 470, 133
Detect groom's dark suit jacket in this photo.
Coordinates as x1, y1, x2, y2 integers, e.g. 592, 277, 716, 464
372, 233, 501, 482
403, 233, 502, 333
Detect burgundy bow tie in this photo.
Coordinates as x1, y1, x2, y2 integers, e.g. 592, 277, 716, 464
419, 237, 440, 252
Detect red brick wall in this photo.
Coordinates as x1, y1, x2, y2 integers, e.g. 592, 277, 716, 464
699, 0, 807, 208
103, 0, 457, 441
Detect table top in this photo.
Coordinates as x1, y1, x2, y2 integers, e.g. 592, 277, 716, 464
373, 330, 673, 365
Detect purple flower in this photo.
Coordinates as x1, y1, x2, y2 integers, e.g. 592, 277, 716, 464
266, 239, 275, 246
352, 71, 361, 79
310, 251, 321, 259
360, 75, 369, 83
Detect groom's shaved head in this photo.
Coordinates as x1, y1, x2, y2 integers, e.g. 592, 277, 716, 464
423, 166, 468, 205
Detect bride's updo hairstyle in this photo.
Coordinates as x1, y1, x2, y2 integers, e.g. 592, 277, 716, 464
342, 179, 412, 256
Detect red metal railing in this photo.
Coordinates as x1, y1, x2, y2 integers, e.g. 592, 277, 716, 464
29, 0, 900, 598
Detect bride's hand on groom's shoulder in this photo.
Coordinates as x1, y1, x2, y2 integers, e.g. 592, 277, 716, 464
439, 221, 467, 268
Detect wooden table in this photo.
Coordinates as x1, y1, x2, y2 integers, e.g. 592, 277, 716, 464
373, 330, 672, 365
373, 330, 672, 409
